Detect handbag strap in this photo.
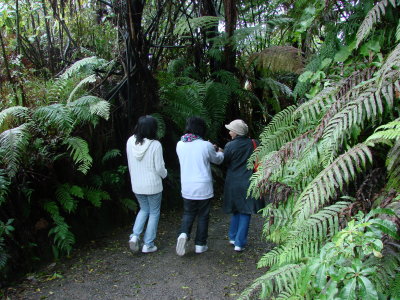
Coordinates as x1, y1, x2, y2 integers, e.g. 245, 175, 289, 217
251, 139, 257, 149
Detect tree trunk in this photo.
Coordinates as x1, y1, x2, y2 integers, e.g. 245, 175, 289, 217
223, 0, 237, 72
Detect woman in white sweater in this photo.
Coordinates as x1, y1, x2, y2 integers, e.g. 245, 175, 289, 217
126, 116, 167, 253
176, 117, 224, 256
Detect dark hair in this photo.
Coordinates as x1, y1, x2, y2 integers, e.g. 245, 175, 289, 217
184, 116, 207, 138
133, 115, 158, 145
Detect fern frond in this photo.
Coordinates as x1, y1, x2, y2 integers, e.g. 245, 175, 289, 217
387, 140, 400, 191
173, 16, 221, 36
260, 202, 350, 268
294, 85, 338, 124
68, 95, 110, 126
83, 186, 110, 207
321, 76, 397, 165
33, 104, 74, 133
0, 170, 10, 205
55, 184, 84, 213
61, 56, 107, 79
377, 43, 400, 86
366, 118, 400, 146
63, 137, 93, 174
295, 144, 372, 221
101, 149, 121, 164
239, 264, 305, 300
150, 113, 166, 139
67, 74, 97, 103
0, 124, 31, 177
0, 106, 30, 130
314, 67, 377, 140
356, 0, 398, 48
44, 201, 75, 255
119, 198, 138, 212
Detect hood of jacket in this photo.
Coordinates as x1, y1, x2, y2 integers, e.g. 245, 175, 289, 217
130, 136, 153, 161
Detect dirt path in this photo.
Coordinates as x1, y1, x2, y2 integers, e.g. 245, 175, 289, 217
7, 202, 272, 299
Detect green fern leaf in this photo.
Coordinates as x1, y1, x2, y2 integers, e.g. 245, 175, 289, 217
67, 74, 97, 103
0, 106, 30, 130
61, 56, 107, 79
63, 137, 93, 174
84, 187, 110, 207
0, 124, 31, 177
101, 149, 121, 164
295, 144, 372, 220
356, 0, 398, 48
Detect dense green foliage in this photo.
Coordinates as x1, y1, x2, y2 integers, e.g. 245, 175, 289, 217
0, 0, 398, 296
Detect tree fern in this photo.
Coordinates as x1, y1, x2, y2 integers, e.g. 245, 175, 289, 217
68, 96, 110, 126
295, 144, 372, 221
356, 0, 398, 48
63, 137, 93, 174
32, 104, 74, 133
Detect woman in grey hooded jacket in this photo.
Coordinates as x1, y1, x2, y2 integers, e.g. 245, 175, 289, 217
126, 116, 167, 253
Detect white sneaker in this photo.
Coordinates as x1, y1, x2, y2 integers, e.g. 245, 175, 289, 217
129, 235, 139, 252
229, 240, 235, 245
234, 246, 244, 252
195, 245, 208, 254
142, 244, 157, 253
176, 233, 188, 256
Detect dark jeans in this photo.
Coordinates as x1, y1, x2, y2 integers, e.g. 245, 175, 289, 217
179, 198, 211, 246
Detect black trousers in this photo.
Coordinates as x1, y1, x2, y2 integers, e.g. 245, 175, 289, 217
179, 198, 211, 246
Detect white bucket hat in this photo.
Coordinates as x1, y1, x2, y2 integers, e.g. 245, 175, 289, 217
225, 119, 248, 136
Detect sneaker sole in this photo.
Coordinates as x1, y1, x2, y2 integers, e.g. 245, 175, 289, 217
195, 246, 208, 254
129, 240, 139, 252
176, 236, 187, 256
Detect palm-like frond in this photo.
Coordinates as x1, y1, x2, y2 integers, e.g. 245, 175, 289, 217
63, 137, 93, 174
0, 170, 10, 205
356, 0, 398, 48
295, 144, 372, 221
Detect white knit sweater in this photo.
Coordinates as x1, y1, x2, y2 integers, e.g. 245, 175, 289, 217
176, 139, 224, 200
126, 135, 167, 195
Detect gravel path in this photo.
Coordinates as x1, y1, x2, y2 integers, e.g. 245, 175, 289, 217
7, 201, 272, 300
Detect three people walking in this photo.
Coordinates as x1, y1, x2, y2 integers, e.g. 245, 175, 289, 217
126, 115, 258, 255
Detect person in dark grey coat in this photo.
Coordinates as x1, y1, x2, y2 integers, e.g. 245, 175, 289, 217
223, 119, 258, 252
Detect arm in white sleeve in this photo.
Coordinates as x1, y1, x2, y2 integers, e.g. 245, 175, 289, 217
154, 143, 168, 179
207, 142, 224, 165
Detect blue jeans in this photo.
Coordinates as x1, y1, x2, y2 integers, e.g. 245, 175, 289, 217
229, 213, 251, 248
179, 199, 211, 246
131, 192, 162, 247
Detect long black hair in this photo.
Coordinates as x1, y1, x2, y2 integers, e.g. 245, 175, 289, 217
133, 115, 158, 145
184, 116, 207, 138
